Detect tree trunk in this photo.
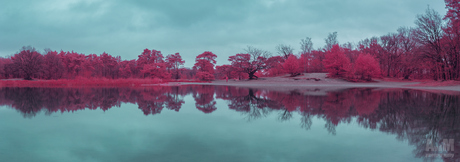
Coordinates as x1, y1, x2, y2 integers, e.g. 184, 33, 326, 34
248, 71, 258, 80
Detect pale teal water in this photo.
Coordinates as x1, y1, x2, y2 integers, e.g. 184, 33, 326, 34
0, 86, 457, 162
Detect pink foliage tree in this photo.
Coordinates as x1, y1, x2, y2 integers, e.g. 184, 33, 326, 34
283, 55, 301, 77
353, 54, 381, 81
137, 48, 169, 79
43, 50, 64, 79
228, 53, 268, 80
264, 56, 285, 77
166, 53, 185, 79
11, 46, 44, 80
215, 65, 235, 79
193, 51, 217, 81
324, 45, 351, 78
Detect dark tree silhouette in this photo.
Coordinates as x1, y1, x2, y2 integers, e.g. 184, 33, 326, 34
276, 44, 294, 59
43, 49, 64, 79
324, 32, 338, 51
227, 46, 273, 80
166, 53, 185, 79
11, 46, 44, 80
414, 7, 446, 80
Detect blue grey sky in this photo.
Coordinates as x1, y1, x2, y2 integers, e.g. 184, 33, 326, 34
0, 0, 447, 67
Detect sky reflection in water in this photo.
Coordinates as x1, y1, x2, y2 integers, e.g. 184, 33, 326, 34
0, 86, 458, 162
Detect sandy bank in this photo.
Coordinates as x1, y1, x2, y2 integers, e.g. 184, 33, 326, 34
182, 73, 460, 93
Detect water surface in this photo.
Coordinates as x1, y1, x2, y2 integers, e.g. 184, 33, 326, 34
0, 86, 458, 162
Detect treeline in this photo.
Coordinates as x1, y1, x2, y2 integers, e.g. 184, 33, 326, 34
0, 48, 195, 80
1, 2, 458, 81
219, 3, 460, 81
0, 46, 221, 81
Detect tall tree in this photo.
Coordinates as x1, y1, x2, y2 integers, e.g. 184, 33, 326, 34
100, 52, 119, 79
300, 37, 314, 73
397, 27, 418, 79
194, 51, 217, 81
307, 50, 327, 73
300, 37, 313, 54
166, 53, 185, 79
380, 33, 401, 77
0, 57, 13, 79
324, 32, 338, 51
443, 0, 460, 80
414, 7, 446, 80
444, 0, 460, 28
276, 44, 294, 59
283, 55, 301, 77
59, 51, 85, 79
11, 46, 44, 80
137, 49, 164, 66
43, 49, 64, 79
323, 45, 351, 78
137, 49, 168, 79
354, 54, 381, 81
229, 54, 263, 80
228, 46, 271, 80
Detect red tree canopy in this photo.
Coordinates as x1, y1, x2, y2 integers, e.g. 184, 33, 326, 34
141, 64, 170, 79
228, 53, 269, 79
262, 56, 284, 77
194, 51, 217, 81
43, 50, 64, 79
11, 46, 44, 80
283, 55, 301, 77
196, 51, 217, 64
137, 49, 168, 79
166, 53, 185, 79
324, 45, 351, 78
444, 0, 460, 27
354, 54, 381, 81
215, 65, 235, 79
137, 49, 164, 67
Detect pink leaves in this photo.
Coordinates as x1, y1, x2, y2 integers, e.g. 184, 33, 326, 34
354, 54, 381, 81
227, 53, 271, 79
324, 44, 351, 78
166, 53, 185, 79
194, 51, 217, 81
196, 51, 217, 64
138, 49, 169, 79
282, 55, 301, 77
11, 47, 44, 80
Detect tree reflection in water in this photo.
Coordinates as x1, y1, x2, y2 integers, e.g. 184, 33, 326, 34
0, 86, 459, 161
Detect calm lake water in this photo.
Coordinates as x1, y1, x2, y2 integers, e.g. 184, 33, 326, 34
0, 86, 458, 162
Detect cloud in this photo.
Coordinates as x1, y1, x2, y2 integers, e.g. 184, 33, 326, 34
0, 0, 447, 66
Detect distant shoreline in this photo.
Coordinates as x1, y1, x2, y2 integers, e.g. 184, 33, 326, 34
2, 73, 460, 93
0, 78, 203, 88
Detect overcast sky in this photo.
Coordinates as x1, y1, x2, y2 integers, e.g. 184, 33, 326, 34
0, 0, 447, 67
